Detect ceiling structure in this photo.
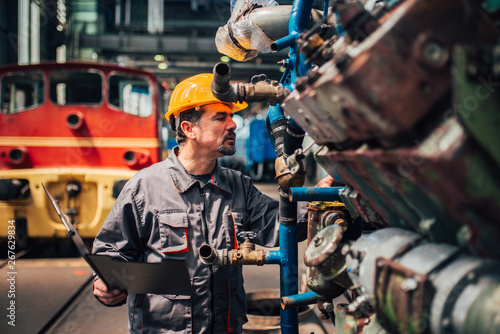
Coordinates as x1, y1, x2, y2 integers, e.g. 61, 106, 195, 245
71, 0, 299, 85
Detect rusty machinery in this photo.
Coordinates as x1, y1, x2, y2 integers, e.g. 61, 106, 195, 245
206, 0, 500, 333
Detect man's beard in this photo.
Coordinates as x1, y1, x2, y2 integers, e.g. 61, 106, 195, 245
218, 145, 236, 156
217, 131, 236, 156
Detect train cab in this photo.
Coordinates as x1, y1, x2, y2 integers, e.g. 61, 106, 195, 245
0, 61, 165, 246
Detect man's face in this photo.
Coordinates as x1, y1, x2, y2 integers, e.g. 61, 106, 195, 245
194, 103, 237, 157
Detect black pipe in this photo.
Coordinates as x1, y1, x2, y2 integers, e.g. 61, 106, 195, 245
211, 62, 238, 103
279, 190, 298, 225
283, 123, 305, 157
268, 117, 288, 157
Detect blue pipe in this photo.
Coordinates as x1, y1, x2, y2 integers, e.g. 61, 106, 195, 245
290, 0, 315, 33
267, 104, 286, 124
323, 0, 329, 18
279, 221, 299, 334
272, 32, 299, 52
281, 291, 318, 309
265, 250, 281, 265
278, 1, 315, 331
289, 186, 345, 202
334, 12, 345, 36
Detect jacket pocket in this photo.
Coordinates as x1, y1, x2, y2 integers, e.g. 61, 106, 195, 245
158, 211, 189, 254
143, 293, 192, 333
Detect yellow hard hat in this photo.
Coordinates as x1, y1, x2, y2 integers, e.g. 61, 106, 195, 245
166, 73, 247, 121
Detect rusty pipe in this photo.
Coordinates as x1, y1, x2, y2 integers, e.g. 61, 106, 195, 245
281, 291, 318, 310
211, 62, 291, 105
199, 244, 228, 266
199, 241, 267, 266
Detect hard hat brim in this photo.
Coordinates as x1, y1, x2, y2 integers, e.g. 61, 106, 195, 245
166, 101, 247, 121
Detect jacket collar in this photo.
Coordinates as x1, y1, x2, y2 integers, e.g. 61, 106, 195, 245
166, 146, 233, 195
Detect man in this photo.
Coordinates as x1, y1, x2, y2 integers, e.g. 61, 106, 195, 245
93, 73, 334, 333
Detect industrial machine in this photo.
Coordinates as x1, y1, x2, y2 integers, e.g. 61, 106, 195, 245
203, 0, 500, 333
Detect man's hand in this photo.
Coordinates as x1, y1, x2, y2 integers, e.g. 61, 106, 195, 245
315, 174, 346, 188
93, 278, 128, 306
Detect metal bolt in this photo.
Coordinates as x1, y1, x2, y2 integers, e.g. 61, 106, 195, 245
313, 236, 324, 247
322, 302, 333, 313
423, 41, 445, 64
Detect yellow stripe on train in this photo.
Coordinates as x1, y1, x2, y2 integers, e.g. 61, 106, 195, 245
0, 136, 160, 148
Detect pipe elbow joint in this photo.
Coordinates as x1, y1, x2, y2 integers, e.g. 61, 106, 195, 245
212, 62, 239, 103
199, 244, 228, 266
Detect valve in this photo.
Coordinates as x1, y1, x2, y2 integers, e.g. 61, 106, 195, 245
199, 231, 266, 266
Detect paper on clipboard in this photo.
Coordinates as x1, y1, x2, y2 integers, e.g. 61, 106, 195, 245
42, 183, 192, 295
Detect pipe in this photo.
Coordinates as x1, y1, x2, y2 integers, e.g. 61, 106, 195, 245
271, 32, 299, 52
211, 62, 291, 105
249, 6, 334, 42
265, 250, 282, 265
211, 62, 237, 102
199, 244, 227, 266
275, 1, 315, 329
289, 187, 345, 202
200, 243, 282, 266
281, 291, 318, 310
279, 190, 300, 334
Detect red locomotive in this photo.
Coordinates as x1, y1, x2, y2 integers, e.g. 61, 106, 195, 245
0, 61, 165, 245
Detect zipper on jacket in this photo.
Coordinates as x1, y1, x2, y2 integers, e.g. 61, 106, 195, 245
200, 186, 216, 334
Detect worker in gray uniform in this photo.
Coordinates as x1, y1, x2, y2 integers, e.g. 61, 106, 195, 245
92, 73, 334, 333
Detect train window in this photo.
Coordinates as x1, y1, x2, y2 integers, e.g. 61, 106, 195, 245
1, 71, 44, 114
109, 74, 152, 117
49, 70, 102, 105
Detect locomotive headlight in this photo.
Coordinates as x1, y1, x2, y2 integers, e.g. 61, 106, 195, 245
66, 111, 85, 130
123, 149, 151, 167
7, 147, 28, 165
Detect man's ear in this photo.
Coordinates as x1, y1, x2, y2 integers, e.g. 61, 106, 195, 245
180, 121, 197, 140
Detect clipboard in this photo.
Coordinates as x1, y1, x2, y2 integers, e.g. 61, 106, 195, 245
42, 183, 192, 295
84, 254, 191, 295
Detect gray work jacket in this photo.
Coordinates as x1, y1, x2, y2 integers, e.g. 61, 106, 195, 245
93, 147, 306, 334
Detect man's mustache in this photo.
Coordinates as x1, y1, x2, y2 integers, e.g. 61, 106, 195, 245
224, 130, 236, 141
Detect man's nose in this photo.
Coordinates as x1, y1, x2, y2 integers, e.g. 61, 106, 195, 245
228, 117, 237, 130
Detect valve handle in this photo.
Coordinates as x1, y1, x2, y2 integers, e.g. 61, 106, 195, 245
238, 231, 257, 240
250, 74, 269, 84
